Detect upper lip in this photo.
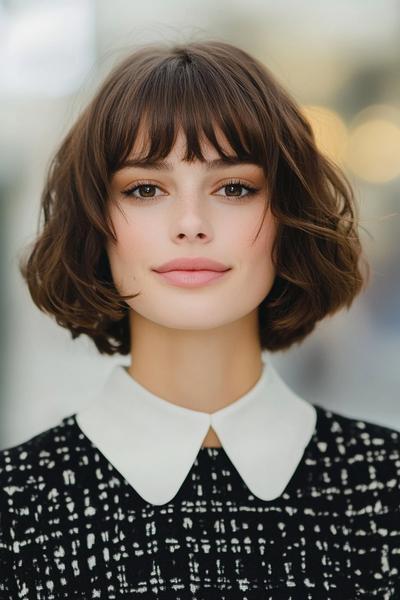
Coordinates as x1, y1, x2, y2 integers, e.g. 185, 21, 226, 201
153, 257, 230, 273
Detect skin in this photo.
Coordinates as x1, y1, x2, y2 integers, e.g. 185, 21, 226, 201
106, 125, 278, 448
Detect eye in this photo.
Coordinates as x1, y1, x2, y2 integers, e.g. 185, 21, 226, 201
121, 178, 260, 202
216, 179, 259, 201
121, 181, 164, 199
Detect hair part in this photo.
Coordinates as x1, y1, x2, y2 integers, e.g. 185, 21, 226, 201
19, 39, 370, 355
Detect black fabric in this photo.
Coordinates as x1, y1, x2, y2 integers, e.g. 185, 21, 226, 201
1, 404, 400, 599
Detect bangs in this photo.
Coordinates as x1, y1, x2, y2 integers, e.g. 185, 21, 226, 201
102, 50, 277, 176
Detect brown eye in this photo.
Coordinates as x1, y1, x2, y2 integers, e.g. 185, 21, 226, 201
121, 183, 163, 200
135, 185, 156, 197
121, 179, 260, 203
224, 183, 246, 196
217, 180, 259, 201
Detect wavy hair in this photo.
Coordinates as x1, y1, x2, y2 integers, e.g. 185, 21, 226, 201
18, 39, 370, 355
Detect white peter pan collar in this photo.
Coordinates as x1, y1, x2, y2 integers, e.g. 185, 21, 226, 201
75, 357, 317, 506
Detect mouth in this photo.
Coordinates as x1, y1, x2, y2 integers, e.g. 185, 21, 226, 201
153, 257, 230, 273
153, 268, 231, 288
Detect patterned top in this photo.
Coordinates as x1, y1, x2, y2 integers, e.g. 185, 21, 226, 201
0, 403, 400, 599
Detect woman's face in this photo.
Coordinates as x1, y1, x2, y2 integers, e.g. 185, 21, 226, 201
106, 126, 278, 332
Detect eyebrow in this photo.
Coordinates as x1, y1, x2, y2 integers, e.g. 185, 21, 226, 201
118, 156, 260, 171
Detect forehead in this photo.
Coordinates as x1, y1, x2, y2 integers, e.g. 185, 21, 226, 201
130, 122, 235, 161
108, 103, 268, 182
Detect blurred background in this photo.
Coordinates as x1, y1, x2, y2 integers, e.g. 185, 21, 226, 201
0, 0, 399, 450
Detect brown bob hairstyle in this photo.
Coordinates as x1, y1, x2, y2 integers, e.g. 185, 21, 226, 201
19, 39, 370, 356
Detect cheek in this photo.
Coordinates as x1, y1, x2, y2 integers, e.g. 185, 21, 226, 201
232, 208, 276, 268
239, 213, 278, 301
105, 211, 148, 289
107, 210, 151, 261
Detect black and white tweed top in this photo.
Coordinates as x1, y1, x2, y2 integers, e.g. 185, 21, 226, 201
1, 364, 400, 599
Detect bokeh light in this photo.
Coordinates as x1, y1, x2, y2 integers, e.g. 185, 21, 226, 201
301, 105, 348, 165
345, 104, 400, 183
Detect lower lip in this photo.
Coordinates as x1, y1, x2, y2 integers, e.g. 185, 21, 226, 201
153, 269, 231, 287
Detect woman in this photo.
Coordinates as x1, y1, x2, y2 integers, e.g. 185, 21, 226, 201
1, 39, 398, 599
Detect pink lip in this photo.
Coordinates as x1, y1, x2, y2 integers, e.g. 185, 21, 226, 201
154, 257, 229, 273
154, 269, 230, 288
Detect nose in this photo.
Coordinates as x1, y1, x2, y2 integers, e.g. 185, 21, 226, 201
172, 194, 213, 243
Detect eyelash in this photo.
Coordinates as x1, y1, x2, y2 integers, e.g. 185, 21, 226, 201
121, 179, 260, 203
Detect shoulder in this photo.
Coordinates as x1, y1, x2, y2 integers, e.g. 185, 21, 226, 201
0, 414, 105, 591
0, 414, 88, 507
313, 402, 400, 451
311, 402, 400, 490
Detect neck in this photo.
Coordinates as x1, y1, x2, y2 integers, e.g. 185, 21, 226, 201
127, 310, 264, 445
